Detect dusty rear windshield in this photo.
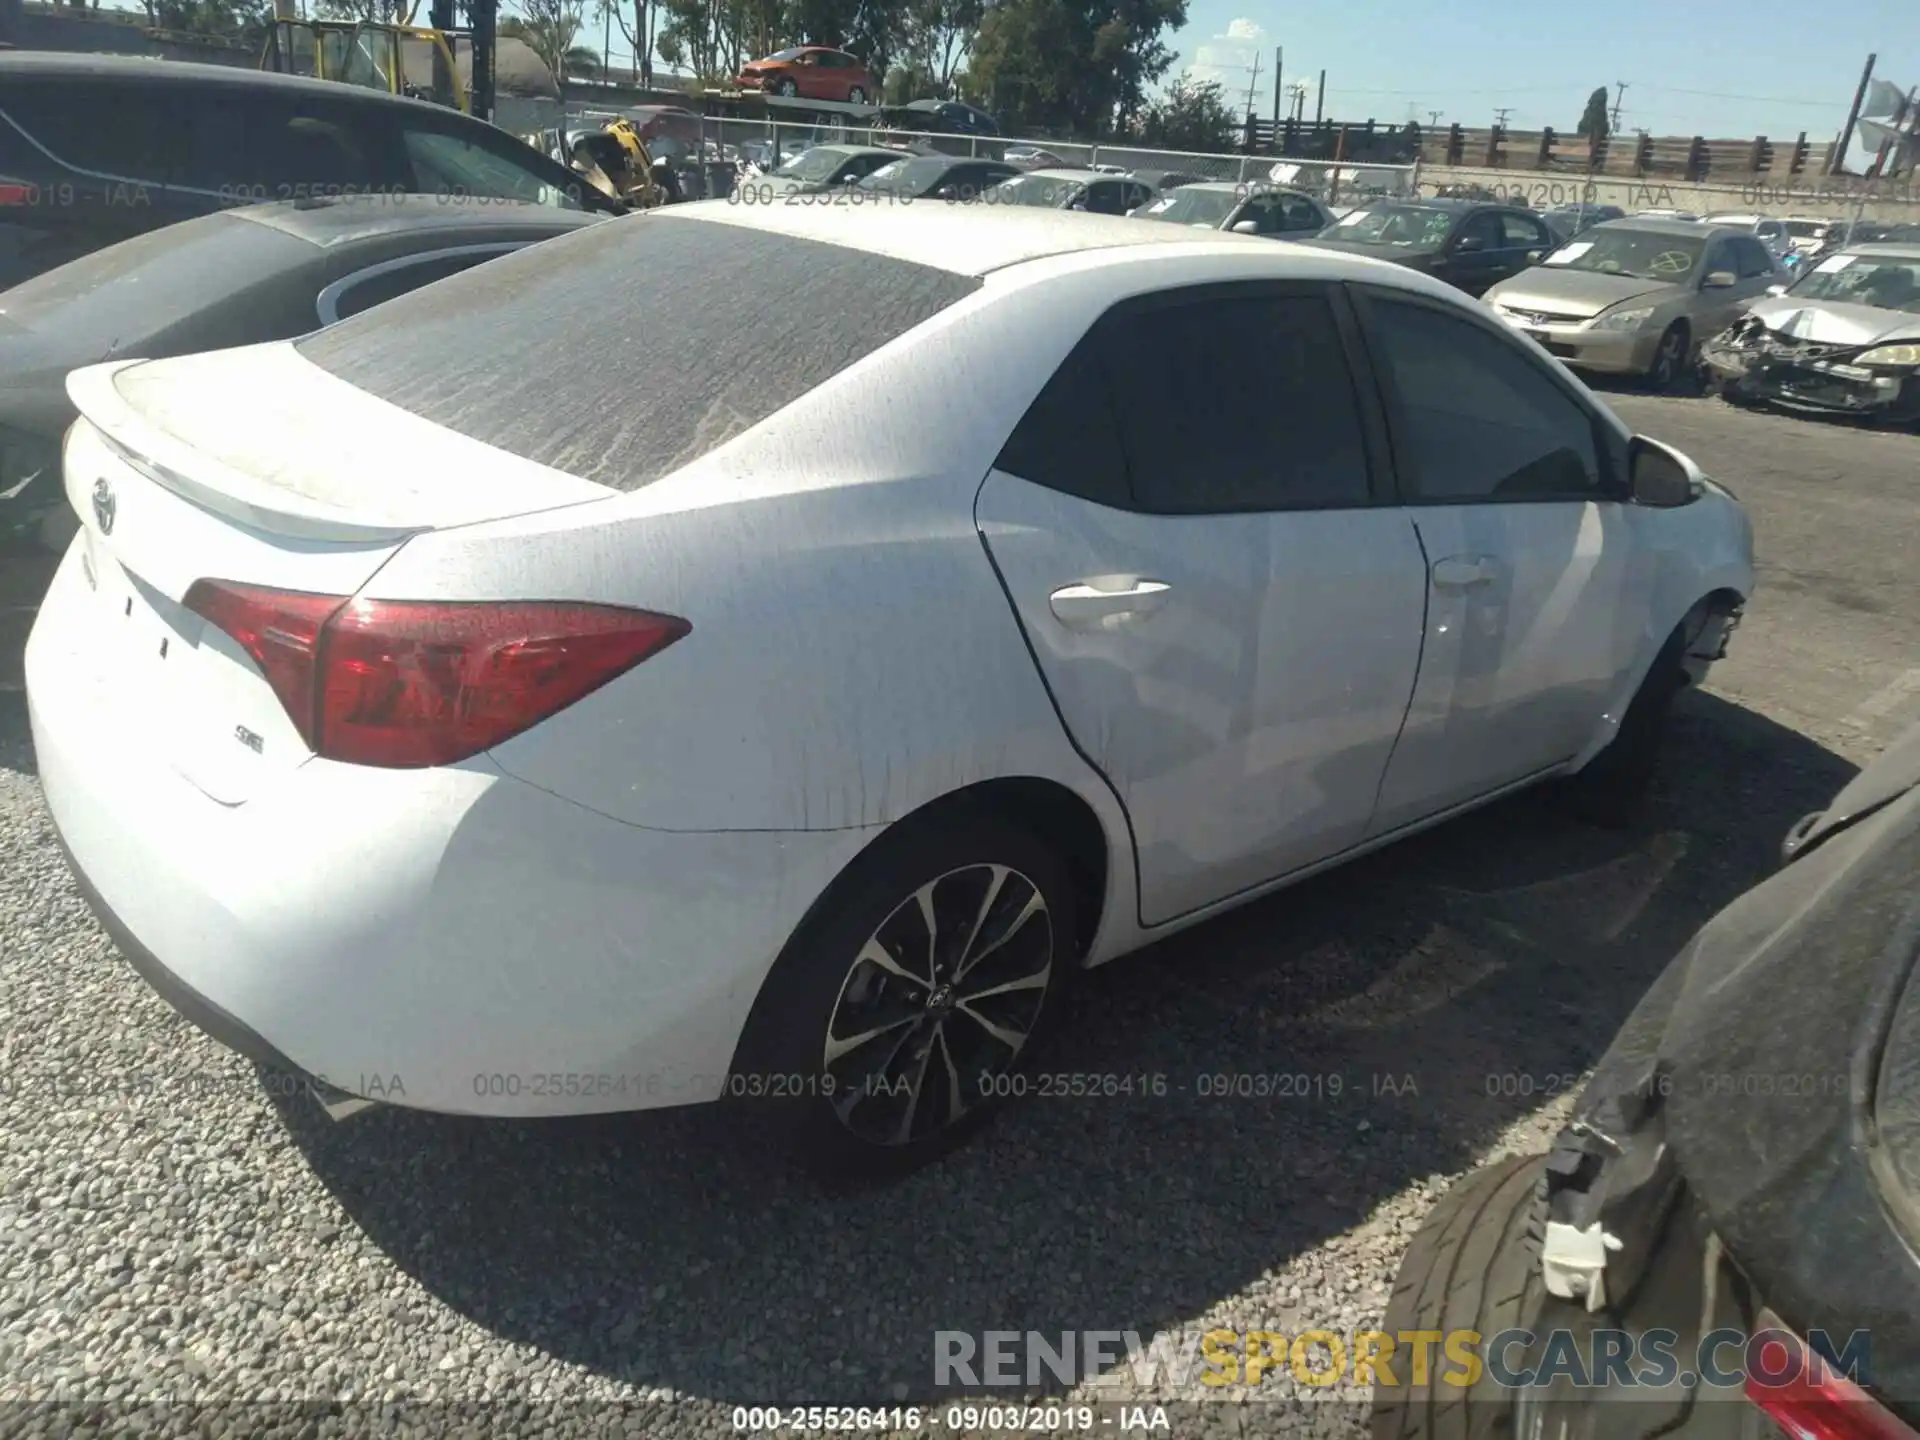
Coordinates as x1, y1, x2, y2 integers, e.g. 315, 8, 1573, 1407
294, 213, 980, 490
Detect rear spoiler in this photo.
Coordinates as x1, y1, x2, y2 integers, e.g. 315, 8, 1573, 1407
67, 361, 424, 545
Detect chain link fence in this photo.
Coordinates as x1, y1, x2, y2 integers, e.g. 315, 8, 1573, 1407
567, 104, 1422, 205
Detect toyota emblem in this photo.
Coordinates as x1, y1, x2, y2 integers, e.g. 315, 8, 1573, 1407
92, 478, 115, 536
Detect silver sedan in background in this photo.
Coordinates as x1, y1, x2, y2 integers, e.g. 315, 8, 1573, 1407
1483, 219, 1784, 391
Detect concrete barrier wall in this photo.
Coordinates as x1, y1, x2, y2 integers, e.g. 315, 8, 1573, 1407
1416, 163, 1920, 223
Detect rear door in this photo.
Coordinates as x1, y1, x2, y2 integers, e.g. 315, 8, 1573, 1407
1434, 210, 1506, 294
975, 281, 1429, 924
1352, 285, 1652, 833
1497, 210, 1555, 281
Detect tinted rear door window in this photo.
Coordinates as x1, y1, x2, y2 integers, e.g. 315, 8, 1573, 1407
1096, 287, 1371, 513
296, 216, 980, 490
175, 93, 411, 199
1, 81, 176, 187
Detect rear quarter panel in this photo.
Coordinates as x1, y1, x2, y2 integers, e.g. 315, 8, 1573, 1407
359, 267, 1136, 896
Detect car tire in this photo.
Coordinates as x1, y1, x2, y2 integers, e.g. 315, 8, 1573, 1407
1554, 623, 1690, 828
773, 77, 798, 97
1371, 1154, 1549, 1440
727, 803, 1077, 1181
1643, 322, 1689, 393
847, 86, 867, 105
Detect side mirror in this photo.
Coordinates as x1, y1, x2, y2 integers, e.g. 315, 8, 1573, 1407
1231, 219, 1260, 234
1525, 249, 1544, 262
1703, 270, 1737, 288
1628, 435, 1701, 508
1453, 233, 1486, 253
1765, 282, 1789, 296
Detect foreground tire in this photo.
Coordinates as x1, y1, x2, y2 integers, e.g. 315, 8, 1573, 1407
728, 806, 1076, 1180
1371, 1155, 1547, 1440
1555, 624, 1690, 827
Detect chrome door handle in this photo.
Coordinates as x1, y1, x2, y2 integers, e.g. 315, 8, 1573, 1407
1048, 579, 1172, 626
1432, 557, 1496, 590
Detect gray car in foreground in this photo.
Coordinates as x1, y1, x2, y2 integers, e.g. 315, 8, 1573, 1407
1701, 244, 1920, 424
1483, 219, 1783, 391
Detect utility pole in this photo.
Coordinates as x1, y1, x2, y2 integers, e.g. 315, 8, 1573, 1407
1610, 81, 1628, 133
1314, 68, 1325, 124
1493, 106, 1513, 127
1243, 48, 1264, 122
1834, 52, 1878, 174
1428, 109, 1443, 128
1272, 46, 1283, 129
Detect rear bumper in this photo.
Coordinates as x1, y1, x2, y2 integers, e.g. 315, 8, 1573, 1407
25, 539, 876, 1118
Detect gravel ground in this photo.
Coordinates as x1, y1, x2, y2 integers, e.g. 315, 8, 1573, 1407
0, 393, 1914, 1438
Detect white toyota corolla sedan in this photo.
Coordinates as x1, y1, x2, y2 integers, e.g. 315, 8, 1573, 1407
26, 201, 1754, 1174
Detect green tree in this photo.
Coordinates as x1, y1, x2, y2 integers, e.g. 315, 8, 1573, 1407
314, 0, 421, 24
1577, 85, 1611, 140
149, 0, 271, 42
897, 0, 978, 96
967, 0, 1183, 136
1135, 73, 1233, 150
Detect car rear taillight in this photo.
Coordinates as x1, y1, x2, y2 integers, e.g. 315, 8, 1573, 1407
1745, 1321, 1919, 1440
185, 581, 688, 768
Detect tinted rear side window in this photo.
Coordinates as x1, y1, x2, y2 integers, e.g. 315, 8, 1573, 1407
1, 81, 176, 186
296, 215, 980, 489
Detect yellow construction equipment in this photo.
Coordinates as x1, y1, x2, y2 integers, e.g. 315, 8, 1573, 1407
261, 12, 469, 113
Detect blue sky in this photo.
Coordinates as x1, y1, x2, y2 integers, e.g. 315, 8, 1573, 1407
1175, 0, 1915, 155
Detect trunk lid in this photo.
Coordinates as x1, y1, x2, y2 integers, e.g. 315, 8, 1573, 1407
59, 347, 614, 804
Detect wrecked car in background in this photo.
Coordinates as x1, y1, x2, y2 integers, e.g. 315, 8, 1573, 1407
1703, 244, 1920, 425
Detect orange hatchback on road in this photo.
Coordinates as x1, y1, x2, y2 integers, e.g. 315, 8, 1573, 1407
736, 46, 875, 104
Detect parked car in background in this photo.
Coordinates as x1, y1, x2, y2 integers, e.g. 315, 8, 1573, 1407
1781, 214, 1840, 257
1542, 202, 1626, 243
742, 144, 903, 198
733, 46, 875, 104
982, 168, 1154, 215
1374, 717, 1920, 1440
26, 204, 1750, 1176
1124, 168, 1211, 194
1634, 208, 1701, 221
0, 51, 621, 290
1302, 199, 1556, 295
1003, 145, 1070, 170
855, 153, 1019, 201
1129, 182, 1331, 239
1485, 219, 1782, 392
1701, 212, 1794, 261
0, 195, 601, 687
878, 98, 999, 139
1702, 244, 1920, 424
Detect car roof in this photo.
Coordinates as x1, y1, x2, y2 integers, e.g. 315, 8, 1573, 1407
1593, 216, 1730, 238
0, 49, 445, 111
801, 143, 898, 157
1021, 168, 1109, 181
661, 198, 1456, 279
233, 195, 602, 247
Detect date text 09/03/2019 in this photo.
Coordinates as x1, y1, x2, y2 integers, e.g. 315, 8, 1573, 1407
731, 1405, 1170, 1432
